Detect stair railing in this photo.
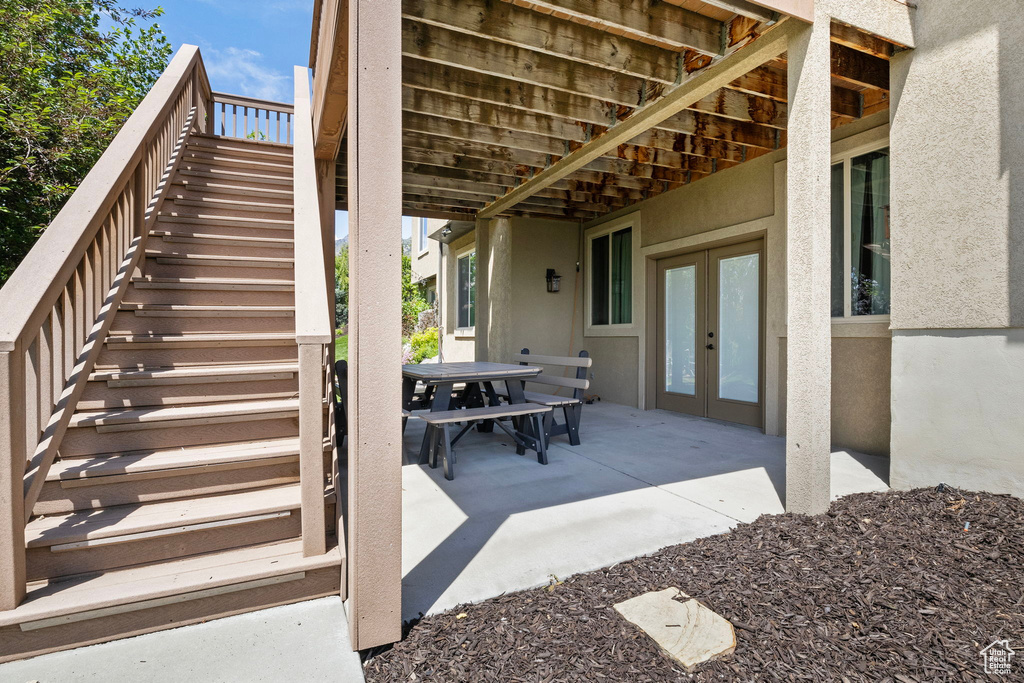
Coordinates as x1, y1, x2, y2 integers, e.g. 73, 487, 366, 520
0, 44, 213, 611
292, 66, 333, 557
210, 93, 295, 144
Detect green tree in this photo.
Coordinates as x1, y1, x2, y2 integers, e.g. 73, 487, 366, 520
335, 245, 348, 329
0, 0, 171, 285
402, 253, 428, 337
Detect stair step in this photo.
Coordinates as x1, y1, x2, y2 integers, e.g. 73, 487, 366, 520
104, 332, 296, 350
171, 179, 293, 200
90, 362, 299, 386
132, 277, 294, 292
184, 152, 292, 172
1, 539, 340, 634
119, 303, 295, 318
186, 140, 293, 161
168, 196, 293, 214
51, 435, 301, 474
151, 231, 294, 248
156, 212, 293, 229
191, 132, 294, 152
68, 397, 300, 431
178, 167, 292, 186
26, 485, 301, 551
146, 252, 294, 269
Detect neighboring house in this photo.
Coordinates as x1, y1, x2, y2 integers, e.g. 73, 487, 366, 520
0, 0, 1021, 666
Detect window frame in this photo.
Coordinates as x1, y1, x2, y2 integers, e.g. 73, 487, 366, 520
831, 140, 891, 323
455, 249, 476, 333
417, 217, 429, 256
585, 215, 640, 335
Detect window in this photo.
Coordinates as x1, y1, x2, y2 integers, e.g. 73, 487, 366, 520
457, 251, 476, 329
590, 226, 632, 325
831, 146, 890, 318
417, 218, 429, 254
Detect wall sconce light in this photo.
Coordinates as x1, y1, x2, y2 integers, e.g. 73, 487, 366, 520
441, 226, 452, 237
546, 268, 562, 293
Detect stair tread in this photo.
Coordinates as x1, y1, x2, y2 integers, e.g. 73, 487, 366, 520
186, 141, 293, 159
0, 539, 339, 629
168, 196, 293, 212
178, 168, 292, 184
133, 276, 294, 286
106, 332, 295, 342
119, 303, 295, 312
48, 437, 302, 481
172, 179, 293, 197
152, 230, 294, 244
191, 132, 293, 150
157, 212, 293, 225
146, 252, 294, 263
184, 152, 292, 170
26, 484, 301, 548
68, 397, 299, 428
91, 362, 299, 382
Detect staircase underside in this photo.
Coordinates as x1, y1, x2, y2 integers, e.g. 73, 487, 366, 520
1, 133, 343, 663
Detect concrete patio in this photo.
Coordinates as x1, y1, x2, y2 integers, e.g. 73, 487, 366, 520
401, 401, 889, 621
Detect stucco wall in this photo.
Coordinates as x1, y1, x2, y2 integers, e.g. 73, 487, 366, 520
891, 330, 1024, 495
889, 1, 1024, 330
886, 0, 1024, 496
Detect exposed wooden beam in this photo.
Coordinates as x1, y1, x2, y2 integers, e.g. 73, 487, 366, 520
501, 0, 723, 55
698, 0, 774, 22
404, 0, 684, 84
478, 18, 798, 218
403, 20, 657, 108
830, 21, 894, 60
830, 42, 890, 91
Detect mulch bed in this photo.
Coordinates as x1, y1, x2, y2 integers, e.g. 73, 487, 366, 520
364, 487, 1024, 682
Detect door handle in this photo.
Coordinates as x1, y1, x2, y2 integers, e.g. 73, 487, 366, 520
706, 343, 715, 350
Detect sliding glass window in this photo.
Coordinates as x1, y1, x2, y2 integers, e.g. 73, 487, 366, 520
457, 251, 476, 329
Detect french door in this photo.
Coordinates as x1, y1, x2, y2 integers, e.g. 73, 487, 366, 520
656, 240, 764, 428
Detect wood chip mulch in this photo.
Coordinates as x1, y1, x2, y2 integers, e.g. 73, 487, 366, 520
364, 487, 1024, 682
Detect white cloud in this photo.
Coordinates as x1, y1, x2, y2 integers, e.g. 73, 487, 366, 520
203, 46, 290, 103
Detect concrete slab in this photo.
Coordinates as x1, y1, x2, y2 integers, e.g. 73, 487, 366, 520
402, 402, 889, 620
0, 597, 364, 683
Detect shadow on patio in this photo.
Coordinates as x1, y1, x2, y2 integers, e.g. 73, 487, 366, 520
400, 401, 889, 621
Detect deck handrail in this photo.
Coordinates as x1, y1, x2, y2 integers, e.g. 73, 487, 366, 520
292, 65, 332, 557
210, 91, 295, 144
0, 44, 212, 611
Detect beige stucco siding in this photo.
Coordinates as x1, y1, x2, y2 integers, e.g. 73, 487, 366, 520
889, 0, 1024, 330
438, 232, 476, 362
885, 0, 1024, 497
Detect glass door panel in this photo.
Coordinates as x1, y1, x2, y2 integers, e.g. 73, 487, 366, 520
717, 253, 759, 403
707, 242, 763, 428
656, 253, 704, 415
665, 265, 697, 396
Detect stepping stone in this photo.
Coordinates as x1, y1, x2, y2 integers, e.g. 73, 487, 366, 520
613, 587, 736, 672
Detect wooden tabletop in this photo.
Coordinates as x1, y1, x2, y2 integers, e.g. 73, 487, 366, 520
402, 361, 542, 383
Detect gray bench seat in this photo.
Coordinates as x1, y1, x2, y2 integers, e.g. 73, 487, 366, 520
420, 403, 550, 480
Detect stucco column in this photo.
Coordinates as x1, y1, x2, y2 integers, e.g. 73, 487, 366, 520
486, 217, 514, 363
474, 219, 490, 361
785, 17, 832, 515
345, 0, 402, 649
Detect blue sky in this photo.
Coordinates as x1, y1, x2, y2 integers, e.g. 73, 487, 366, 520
154, 0, 409, 242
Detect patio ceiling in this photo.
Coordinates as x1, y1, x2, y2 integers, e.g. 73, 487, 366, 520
326, 0, 900, 222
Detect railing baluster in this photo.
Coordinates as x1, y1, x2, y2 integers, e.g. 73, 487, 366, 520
51, 300, 64, 402
24, 336, 39, 466
38, 317, 53, 434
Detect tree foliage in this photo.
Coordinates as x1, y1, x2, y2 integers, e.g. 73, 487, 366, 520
335, 245, 348, 330
0, 0, 171, 284
402, 253, 429, 337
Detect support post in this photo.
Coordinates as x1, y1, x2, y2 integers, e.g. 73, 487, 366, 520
346, 0, 403, 650
484, 217, 514, 364
0, 347, 27, 610
474, 219, 490, 362
785, 17, 832, 514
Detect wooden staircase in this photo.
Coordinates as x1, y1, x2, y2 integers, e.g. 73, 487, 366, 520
0, 127, 343, 661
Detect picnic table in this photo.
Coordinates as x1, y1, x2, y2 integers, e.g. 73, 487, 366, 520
402, 361, 543, 464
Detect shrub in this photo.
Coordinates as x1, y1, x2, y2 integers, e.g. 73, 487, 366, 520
408, 327, 439, 363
